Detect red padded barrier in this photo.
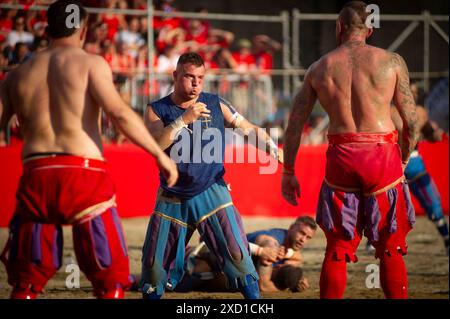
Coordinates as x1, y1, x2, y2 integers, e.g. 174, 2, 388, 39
0, 141, 447, 227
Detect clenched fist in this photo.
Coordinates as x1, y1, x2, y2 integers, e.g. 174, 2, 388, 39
181, 102, 211, 125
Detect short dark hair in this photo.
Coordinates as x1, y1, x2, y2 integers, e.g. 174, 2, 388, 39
338, 1, 369, 34
272, 265, 303, 292
293, 216, 317, 231
177, 52, 205, 68
46, 0, 88, 39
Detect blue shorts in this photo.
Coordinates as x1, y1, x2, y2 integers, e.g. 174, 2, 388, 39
140, 179, 258, 295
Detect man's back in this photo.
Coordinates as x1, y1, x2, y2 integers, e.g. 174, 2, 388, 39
6, 47, 103, 159
282, 1, 419, 299
310, 43, 398, 134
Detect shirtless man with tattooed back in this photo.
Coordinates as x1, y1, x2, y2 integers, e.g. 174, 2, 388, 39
281, 1, 419, 299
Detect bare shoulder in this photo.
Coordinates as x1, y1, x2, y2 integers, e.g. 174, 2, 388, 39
314, 52, 333, 68
309, 54, 338, 83
64, 49, 106, 68
315, 49, 345, 71
255, 234, 278, 245
85, 52, 111, 74
365, 48, 407, 79
386, 50, 408, 71
86, 52, 109, 67
304, 59, 321, 79
368, 44, 389, 55
49, 48, 108, 72
307, 59, 320, 73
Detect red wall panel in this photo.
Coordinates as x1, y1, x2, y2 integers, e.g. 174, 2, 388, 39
0, 141, 447, 227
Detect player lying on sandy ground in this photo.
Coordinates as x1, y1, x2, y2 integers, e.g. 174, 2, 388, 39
130, 216, 316, 294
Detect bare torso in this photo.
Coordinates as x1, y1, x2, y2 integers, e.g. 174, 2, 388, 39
310, 42, 398, 134
6, 46, 103, 160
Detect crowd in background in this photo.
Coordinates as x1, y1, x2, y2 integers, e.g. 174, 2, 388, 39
1, 0, 292, 144
1, 0, 282, 82
1, 0, 447, 147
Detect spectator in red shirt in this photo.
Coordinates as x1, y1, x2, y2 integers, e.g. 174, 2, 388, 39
0, 8, 17, 44
232, 38, 256, 74
153, 0, 184, 32
25, 9, 47, 36
84, 22, 109, 55
132, 0, 148, 10
252, 34, 281, 73
98, 0, 127, 41
210, 48, 237, 71
155, 25, 185, 54
114, 41, 136, 76
207, 28, 234, 50
153, 0, 185, 53
184, 18, 208, 50
183, 6, 233, 54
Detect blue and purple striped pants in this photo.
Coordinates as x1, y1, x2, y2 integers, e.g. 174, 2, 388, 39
140, 179, 258, 296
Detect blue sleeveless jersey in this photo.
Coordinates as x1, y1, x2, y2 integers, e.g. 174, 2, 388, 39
246, 228, 288, 246
150, 92, 226, 198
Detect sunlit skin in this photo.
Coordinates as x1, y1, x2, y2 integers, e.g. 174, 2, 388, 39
145, 60, 279, 159
171, 63, 206, 106
282, 15, 419, 206
286, 223, 316, 251
0, 15, 178, 186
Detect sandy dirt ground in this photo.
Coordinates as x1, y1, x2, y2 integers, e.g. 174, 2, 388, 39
0, 215, 448, 299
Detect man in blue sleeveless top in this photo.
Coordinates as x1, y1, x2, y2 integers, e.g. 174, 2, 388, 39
140, 52, 282, 299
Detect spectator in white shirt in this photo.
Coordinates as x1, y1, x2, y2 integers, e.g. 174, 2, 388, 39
155, 44, 181, 97
116, 16, 145, 59
6, 16, 34, 49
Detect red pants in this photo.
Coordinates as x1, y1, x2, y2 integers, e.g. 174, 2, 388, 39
0, 155, 131, 295
316, 131, 415, 298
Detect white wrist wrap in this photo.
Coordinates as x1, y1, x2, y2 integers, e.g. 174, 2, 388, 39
266, 138, 279, 159
249, 243, 262, 256
170, 116, 189, 137
233, 114, 245, 129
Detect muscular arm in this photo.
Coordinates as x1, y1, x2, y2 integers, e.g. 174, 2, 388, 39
281, 66, 317, 205
391, 53, 419, 163
88, 56, 163, 157
253, 235, 281, 292
220, 99, 282, 162
283, 66, 317, 170
144, 101, 210, 151
392, 105, 441, 148
144, 106, 182, 151
88, 55, 178, 185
